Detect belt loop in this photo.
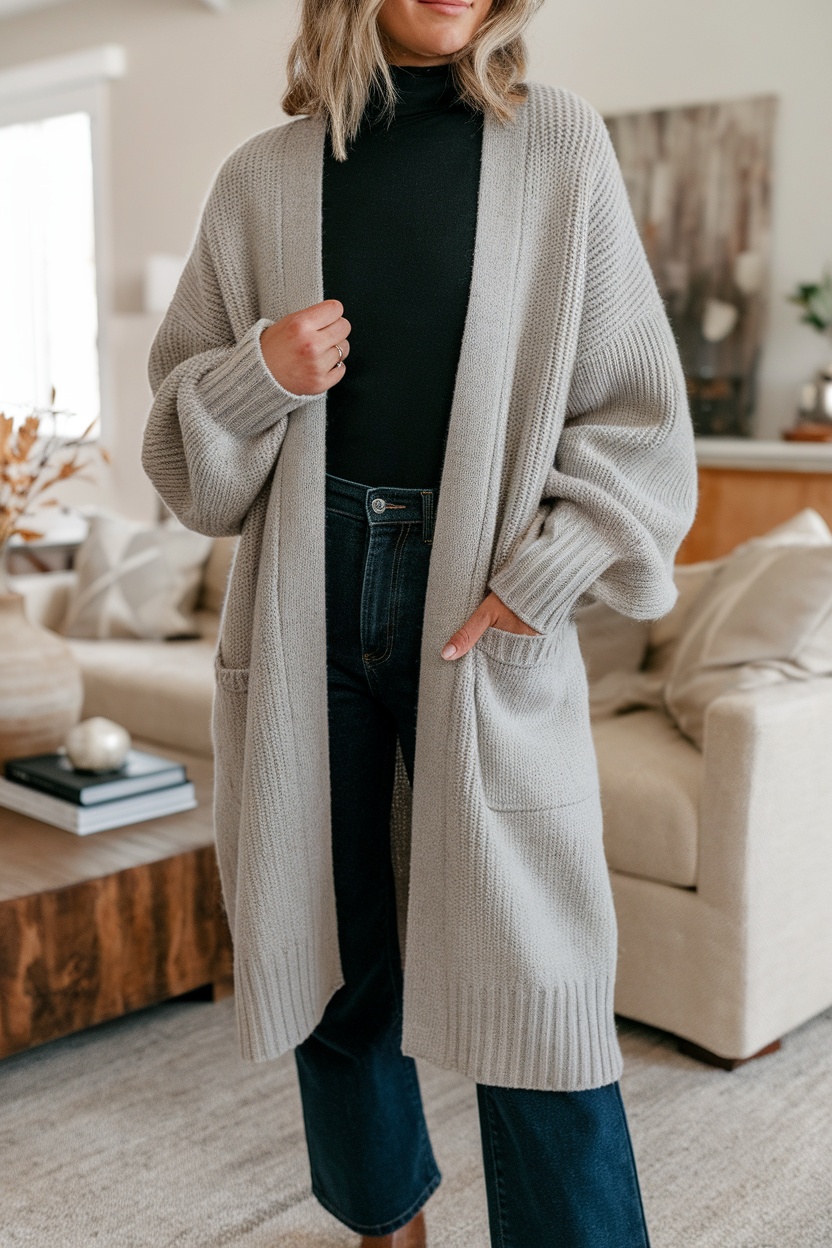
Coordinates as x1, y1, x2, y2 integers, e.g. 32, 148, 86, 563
420, 490, 434, 544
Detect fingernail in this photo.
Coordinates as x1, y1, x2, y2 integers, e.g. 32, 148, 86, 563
441, 643, 456, 659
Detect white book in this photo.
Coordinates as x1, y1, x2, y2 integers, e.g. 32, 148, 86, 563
0, 777, 197, 835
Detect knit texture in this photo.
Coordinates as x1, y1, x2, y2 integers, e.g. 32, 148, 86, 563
142, 82, 698, 1090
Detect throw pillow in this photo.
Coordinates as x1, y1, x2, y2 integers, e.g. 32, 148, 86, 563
645, 508, 832, 684
643, 560, 724, 681
574, 599, 650, 684
582, 562, 725, 722
61, 512, 213, 640
663, 509, 832, 748
574, 600, 655, 721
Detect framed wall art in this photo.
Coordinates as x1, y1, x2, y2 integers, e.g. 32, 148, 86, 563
605, 95, 778, 436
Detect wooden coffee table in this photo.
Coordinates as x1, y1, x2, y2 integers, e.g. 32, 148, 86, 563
0, 743, 232, 1059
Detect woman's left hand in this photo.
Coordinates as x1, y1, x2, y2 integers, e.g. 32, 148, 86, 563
441, 592, 542, 660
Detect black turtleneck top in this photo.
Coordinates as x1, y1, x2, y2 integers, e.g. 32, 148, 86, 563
322, 63, 484, 491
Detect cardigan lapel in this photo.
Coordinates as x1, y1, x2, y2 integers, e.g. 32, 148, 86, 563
423, 98, 529, 630
281, 114, 327, 315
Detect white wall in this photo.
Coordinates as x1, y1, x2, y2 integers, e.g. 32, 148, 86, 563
529, 0, 832, 443
0, 0, 829, 517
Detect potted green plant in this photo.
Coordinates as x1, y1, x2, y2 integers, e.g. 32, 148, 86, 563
788, 270, 832, 424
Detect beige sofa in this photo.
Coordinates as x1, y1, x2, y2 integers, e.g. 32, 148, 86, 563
13, 534, 832, 1067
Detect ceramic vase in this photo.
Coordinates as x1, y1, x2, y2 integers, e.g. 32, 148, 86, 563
0, 585, 84, 765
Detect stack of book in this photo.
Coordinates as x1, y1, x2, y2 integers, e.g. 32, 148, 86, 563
0, 749, 197, 835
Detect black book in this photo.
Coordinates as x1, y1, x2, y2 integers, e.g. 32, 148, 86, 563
4, 749, 188, 806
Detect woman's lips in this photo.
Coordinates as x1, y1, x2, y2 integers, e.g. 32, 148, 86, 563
417, 0, 471, 12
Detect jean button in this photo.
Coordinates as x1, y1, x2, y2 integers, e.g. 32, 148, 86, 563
371, 498, 386, 513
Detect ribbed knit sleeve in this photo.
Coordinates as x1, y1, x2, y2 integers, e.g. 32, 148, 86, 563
142, 157, 316, 537
488, 114, 698, 635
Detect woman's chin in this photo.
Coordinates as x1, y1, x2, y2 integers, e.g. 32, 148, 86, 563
386, 36, 470, 63
380, 0, 483, 60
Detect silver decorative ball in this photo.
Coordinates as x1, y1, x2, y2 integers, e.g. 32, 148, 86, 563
65, 717, 132, 772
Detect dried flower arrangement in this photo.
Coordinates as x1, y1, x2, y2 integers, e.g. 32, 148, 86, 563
0, 391, 109, 590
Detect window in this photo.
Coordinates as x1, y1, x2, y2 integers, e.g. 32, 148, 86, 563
0, 45, 125, 438
0, 110, 99, 438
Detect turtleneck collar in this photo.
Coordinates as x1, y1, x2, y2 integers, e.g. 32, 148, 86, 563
388, 63, 457, 114
362, 61, 469, 128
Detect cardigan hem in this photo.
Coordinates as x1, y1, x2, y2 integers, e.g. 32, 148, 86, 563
234, 941, 344, 1062
401, 974, 624, 1091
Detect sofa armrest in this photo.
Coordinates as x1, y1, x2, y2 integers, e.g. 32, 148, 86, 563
9, 571, 77, 633
696, 677, 832, 1044
698, 677, 832, 917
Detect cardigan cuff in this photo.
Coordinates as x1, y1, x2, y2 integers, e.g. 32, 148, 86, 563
487, 507, 617, 636
195, 316, 317, 438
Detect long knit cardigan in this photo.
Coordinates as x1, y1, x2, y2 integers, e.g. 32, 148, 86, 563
142, 82, 698, 1091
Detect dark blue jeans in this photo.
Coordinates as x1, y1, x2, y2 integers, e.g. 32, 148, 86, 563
294, 471, 651, 1247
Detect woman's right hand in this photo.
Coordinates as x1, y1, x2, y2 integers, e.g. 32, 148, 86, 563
259, 299, 351, 396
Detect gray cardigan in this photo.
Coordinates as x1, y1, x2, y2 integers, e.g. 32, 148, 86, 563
142, 82, 698, 1091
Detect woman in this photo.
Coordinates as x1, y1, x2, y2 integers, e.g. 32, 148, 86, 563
142, 0, 698, 1243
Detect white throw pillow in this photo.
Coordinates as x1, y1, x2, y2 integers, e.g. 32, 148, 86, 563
61, 512, 213, 640
663, 509, 832, 748
582, 562, 722, 723
574, 599, 650, 684
645, 508, 832, 683
574, 600, 655, 721
643, 560, 724, 681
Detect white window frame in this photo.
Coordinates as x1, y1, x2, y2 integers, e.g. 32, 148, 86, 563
0, 44, 126, 441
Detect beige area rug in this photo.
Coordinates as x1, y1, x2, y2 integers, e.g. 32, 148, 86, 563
1, 998, 830, 1248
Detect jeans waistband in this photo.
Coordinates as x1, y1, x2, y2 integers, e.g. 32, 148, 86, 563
325, 472, 437, 544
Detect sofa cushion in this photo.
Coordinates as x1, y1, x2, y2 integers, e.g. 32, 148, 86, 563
593, 708, 701, 888
67, 611, 217, 759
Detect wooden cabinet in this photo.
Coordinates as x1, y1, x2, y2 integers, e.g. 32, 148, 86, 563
678, 440, 832, 564
0, 747, 232, 1059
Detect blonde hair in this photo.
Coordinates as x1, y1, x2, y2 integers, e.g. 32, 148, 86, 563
282, 0, 544, 160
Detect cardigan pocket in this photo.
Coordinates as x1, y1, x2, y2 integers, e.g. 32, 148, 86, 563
476, 621, 562, 667
214, 654, 250, 692
473, 619, 598, 812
